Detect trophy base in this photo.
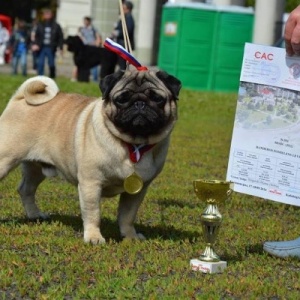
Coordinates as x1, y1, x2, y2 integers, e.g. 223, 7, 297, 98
190, 258, 227, 274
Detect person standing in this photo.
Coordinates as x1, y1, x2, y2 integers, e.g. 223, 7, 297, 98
112, 0, 135, 70
78, 16, 102, 82
263, 5, 300, 259
8, 19, 30, 76
32, 9, 64, 78
29, 19, 39, 74
0, 21, 9, 65
100, 1, 135, 79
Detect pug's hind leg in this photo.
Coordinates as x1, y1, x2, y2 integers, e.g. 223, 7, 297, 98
118, 188, 148, 240
78, 181, 106, 244
17, 161, 47, 220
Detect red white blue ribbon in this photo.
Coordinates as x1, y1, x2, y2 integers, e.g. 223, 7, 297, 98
104, 38, 148, 71
126, 143, 155, 163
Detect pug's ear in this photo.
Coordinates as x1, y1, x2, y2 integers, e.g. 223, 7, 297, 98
99, 70, 124, 100
156, 71, 182, 100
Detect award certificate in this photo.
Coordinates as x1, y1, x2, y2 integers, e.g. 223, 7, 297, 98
227, 43, 300, 206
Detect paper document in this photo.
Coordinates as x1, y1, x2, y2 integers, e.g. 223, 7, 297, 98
227, 43, 300, 206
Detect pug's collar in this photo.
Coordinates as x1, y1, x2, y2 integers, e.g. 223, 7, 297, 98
124, 143, 155, 163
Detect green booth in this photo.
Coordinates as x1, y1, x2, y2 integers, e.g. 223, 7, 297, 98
158, 3, 254, 92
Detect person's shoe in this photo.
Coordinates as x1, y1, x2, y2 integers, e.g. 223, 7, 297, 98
263, 237, 300, 258
50, 67, 56, 79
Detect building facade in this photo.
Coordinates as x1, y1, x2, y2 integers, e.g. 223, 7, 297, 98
56, 0, 164, 66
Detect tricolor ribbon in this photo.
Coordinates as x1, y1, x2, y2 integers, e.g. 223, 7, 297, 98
126, 143, 155, 163
104, 38, 148, 71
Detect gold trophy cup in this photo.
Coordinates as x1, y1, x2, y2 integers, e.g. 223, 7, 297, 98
190, 179, 232, 273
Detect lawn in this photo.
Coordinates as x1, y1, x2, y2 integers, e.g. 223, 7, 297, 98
0, 74, 299, 299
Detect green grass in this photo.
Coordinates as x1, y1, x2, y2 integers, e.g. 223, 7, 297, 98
0, 74, 299, 299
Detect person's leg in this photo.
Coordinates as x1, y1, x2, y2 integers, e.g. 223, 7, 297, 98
28, 51, 38, 75
71, 66, 77, 82
91, 65, 99, 82
20, 51, 27, 76
37, 47, 46, 75
0, 44, 5, 65
48, 48, 56, 78
12, 54, 18, 75
33, 51, 38, 71
77, 67, 90, 82
264, 237, 300, 258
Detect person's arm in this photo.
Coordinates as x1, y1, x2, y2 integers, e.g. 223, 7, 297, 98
31, 24, 41, 51
114, 20, 123, 40
78, 26, 85, 43
57, 24, 64, 51
285, 5, 300, 56
94, 31, 102, 47
125, 14, 134, 36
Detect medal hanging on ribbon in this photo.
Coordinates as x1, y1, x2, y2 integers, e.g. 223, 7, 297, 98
124, 172, 144, 195
123, 144, 155, 194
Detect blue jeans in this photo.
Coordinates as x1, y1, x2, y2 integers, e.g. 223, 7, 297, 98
38, 46, 55, 78
91, 65, 99, 82
12, 51, 27, 76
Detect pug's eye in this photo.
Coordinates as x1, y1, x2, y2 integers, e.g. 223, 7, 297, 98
149, 91, 165, 105
114, 92, 130, 105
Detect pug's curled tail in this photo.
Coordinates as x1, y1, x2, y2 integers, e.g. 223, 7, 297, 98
12, 76, 59, 105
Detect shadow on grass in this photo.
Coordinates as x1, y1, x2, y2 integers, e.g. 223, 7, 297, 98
245, 243, 265, 255
158, 198, 198, 209
220, 243, 265, 263
0, 215, 254, 262
0, 214, 201, 243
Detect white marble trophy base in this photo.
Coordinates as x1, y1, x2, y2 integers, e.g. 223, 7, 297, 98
190, 258, 227, 274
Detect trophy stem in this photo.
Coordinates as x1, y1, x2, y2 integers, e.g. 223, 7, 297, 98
199, 245, 220, 262
200, 204, 222, 262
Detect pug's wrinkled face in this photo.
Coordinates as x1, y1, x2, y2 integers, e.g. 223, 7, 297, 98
100, 69, 181, 144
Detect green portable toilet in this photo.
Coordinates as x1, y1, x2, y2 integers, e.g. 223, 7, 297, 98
156, 6, 182, 77
213, 6, 254, 91
177, 5, 218, 90
158, 3, 254, 92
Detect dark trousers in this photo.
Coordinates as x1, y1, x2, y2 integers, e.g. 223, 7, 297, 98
38, 46, 56, 78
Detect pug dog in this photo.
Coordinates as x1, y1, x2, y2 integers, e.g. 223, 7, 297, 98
0, 69, 181, 243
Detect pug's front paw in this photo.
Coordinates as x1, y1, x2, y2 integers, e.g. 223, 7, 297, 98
122, 231, 146, 241
84, 229, 106, 245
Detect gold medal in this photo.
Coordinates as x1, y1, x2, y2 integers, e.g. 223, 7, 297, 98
124, 172, 143, 194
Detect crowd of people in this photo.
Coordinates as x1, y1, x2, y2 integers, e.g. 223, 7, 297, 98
0, 0, 135, 82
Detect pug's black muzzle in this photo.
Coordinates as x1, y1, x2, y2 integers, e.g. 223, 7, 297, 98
114, 98, 168, 137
